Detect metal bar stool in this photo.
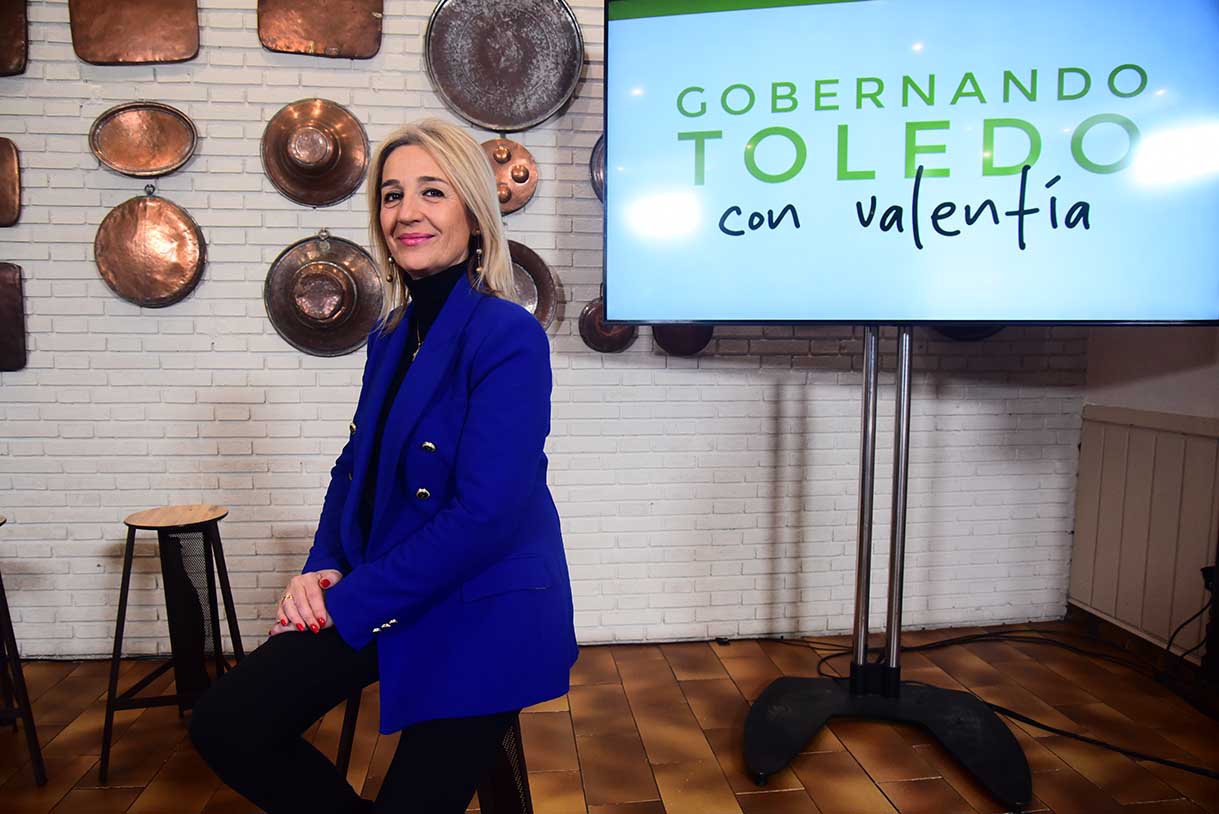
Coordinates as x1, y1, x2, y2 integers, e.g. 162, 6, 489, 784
100, 504, 245, 784
0, 515, 47, 786
335, 693, 533, 813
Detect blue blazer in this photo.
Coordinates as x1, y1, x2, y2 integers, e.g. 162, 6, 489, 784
303, 272, 578, 734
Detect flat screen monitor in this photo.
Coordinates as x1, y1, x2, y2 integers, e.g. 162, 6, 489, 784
604, 0, 1219, 324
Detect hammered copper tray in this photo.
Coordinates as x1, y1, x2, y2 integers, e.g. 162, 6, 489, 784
590, 134, 605, 202
258, 0, 382, 59
69, 0, 199, 65
482, 138, 537, 215
90, 102, 197, 178
94, 194, 206, 307
0, 0, 27, 76
508, 240, 558, 329
425, 0, 584, 132
0, 263, 26, 371
0, 138, 19, 227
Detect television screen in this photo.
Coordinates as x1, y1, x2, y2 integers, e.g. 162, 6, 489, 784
604, 0, 1219, 324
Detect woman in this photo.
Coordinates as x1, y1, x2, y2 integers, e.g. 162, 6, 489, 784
190, 119, 578, 813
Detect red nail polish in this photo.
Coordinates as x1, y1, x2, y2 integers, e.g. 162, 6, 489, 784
296, 623, 305, 631
318, 617, 326, 626
310, 624, 319, 633
320, 579, 331, 588
280, 618, 287, 626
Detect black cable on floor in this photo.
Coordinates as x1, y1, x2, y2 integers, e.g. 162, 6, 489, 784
986, 702, 1219, 781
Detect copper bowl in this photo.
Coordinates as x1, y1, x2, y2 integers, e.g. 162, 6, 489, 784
264, 232, 383, 357
653, 323, 714, 357
579, 296, 636, 353
261, 98, 369, 208
508, 240, 558, 329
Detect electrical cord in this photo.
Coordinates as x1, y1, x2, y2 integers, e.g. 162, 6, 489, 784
762, 626, 1219, 781
1161, 597, 1214, 677
983, 702, 1219, 781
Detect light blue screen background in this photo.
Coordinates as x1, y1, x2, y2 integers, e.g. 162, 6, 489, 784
605, 0, 1219, 322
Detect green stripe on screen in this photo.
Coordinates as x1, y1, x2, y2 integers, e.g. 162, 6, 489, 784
609, 0, 872, 22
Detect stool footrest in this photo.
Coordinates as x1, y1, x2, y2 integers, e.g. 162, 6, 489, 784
117, 660, 175, 700
111, 695, 191, 712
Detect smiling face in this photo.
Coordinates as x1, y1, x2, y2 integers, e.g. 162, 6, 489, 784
378, 145, 473, 280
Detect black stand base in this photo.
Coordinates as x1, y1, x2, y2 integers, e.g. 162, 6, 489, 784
744, 676, 1033, 811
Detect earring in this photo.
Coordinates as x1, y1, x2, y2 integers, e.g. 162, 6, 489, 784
385, 259, 396, 283
474, 233, 484, 276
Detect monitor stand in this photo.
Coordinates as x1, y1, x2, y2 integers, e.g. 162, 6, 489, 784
742, 326, 1033, 811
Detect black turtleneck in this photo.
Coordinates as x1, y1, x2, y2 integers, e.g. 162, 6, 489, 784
402, 259, 468, 351
361, 260, 468, 529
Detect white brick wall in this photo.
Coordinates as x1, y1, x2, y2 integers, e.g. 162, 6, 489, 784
0, 1, 1086, 658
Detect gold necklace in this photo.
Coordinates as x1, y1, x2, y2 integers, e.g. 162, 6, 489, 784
411, 323, 422, 362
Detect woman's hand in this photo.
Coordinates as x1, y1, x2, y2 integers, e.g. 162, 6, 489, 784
269, 569, 343, 637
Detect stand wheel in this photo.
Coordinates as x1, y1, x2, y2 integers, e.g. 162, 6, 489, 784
753, 772, 769, 787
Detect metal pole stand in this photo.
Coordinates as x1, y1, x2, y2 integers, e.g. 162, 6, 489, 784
743, 326, 1032, 810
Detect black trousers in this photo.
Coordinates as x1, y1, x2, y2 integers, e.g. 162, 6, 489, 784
189, 628, 517, 814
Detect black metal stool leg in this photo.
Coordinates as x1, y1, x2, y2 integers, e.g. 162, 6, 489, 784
201, 527, 226, 680
0, 628, 17, 731
205, 523, 244, 660
478, 716, 532, 814
100, 525, 137, 785
335, 690, 362, 776
0, 559, 47, 785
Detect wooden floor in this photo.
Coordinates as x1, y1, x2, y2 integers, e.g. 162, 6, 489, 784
2, 623, 1218, 813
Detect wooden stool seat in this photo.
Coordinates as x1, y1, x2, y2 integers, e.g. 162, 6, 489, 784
124, 503, 228, 530
0, 515, 48, 785
101, 504, 244, 784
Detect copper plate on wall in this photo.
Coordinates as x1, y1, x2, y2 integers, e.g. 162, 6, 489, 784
258, 0, 382, 59
94, 193, 206, 307
0, 138, 19, 227
0, 263, 26, 371
590, 134, 605, 203
69, 0, 199, 65
264, 232, 383, 357
0, 0, 28, 76
425, 0, 584, 132
90, 102, 198, 178
262, 98, 369, 208
508, 240, 558, 329
481, 138, 537, 215
653, 323, 714, 357
580, 296, 636, 354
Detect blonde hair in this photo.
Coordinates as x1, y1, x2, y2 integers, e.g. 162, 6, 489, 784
367, 118, 512, 331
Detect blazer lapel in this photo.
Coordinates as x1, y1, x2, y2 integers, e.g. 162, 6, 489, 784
372, 273, 484, 521
339, 306, 413, 566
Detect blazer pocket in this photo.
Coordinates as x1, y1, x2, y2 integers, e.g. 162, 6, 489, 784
461, 554, 552, 602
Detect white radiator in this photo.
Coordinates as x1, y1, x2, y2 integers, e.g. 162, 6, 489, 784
1070, 406, 1219, 656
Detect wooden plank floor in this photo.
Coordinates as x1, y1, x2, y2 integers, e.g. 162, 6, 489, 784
2, 622, 1217, 813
